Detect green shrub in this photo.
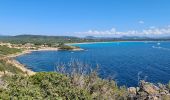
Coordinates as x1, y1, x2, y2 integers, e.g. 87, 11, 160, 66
0, 72, 92, 100
0, 60, 24, 74
0, 46, 21, 55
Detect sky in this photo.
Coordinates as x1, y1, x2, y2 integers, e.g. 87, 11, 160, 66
0, 0, 170, 37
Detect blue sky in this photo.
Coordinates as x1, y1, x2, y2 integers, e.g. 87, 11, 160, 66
0, 0, 170, 37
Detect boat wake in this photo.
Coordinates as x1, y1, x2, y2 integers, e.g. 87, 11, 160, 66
152, 46, 170, 51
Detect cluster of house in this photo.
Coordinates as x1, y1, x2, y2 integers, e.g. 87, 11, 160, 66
0, 42, 12, 48
0, 42, 54, 50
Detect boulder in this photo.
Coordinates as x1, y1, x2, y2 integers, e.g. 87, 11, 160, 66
140, 81, 159, 95
128, 87, 137, 94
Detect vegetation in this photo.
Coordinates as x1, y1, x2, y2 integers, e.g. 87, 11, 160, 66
0, 39, 169, 99
0, 46, 24, 75
0, 60, 169, 99
58, 42, 80, 50
0, 59, 24, 75
0, 72, 128, 100
1, 35, 169, 47
0, 60, 128, 99
0, 46, 21, 55
0, 35, 96, 46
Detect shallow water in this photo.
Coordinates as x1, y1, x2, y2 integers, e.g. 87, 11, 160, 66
16, 41, 170, 86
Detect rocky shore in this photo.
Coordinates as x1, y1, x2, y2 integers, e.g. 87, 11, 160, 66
128, 80, 170, 100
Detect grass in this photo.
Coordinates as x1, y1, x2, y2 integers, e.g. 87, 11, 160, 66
0, 46, 24, 75
0, 46, 22, 55
0, 59, 24, 74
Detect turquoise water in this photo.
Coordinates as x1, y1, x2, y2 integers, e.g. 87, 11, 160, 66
16, 42, 170, 86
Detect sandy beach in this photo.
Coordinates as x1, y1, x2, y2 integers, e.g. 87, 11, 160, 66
66, 42, 113, 45
5, 47, 60, 76
6, 47, 83, 76
66, 41, 166, 45
8, 47, 59, 58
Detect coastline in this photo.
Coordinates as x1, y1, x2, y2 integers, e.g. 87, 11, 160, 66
66, 40, 169, 45
8, 47, 59, 58
6, 40, 164, 76
6, 47, 60, 76
6, 47, 83, 76
66, 41, 155, 45
66, 42, 113, 45
7, 58, 35, 76
9, 47, 84, 58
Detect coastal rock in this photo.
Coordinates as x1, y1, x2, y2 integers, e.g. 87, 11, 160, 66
140, 80, 159, 95
128, 87, 137, 94
136, 91, 148, 100
128, 81, 170, 100
148, 96, 160, 100
128, 87, 138, 99
136, 87, 140, 92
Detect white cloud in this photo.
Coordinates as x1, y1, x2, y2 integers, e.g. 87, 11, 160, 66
138, 20, 144, 24
76, 25, 170, 37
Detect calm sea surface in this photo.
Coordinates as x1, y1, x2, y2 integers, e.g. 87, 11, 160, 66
16, 42, 170, 86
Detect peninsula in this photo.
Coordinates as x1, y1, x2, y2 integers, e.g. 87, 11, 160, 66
0, 41, 82, 76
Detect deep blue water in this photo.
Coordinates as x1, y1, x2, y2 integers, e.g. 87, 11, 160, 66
16, 42, 170, 86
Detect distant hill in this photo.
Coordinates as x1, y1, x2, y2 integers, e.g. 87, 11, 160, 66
120, 36, 150, 39
84, 36, 98, 39
0, 35, 170, 45
0, 35, 96, 44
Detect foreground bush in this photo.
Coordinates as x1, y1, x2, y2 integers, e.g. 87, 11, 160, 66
0, 60, 169, 100
0, 72, 91, 100
0, 72, 128, 100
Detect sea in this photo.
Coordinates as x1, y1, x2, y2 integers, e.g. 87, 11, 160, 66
16, 41, 170, 86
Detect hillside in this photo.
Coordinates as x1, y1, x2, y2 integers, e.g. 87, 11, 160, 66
0, 45, 34, 76
0, 46, 22, 55
1, 35, 170, 46
0, 35, 95, 45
